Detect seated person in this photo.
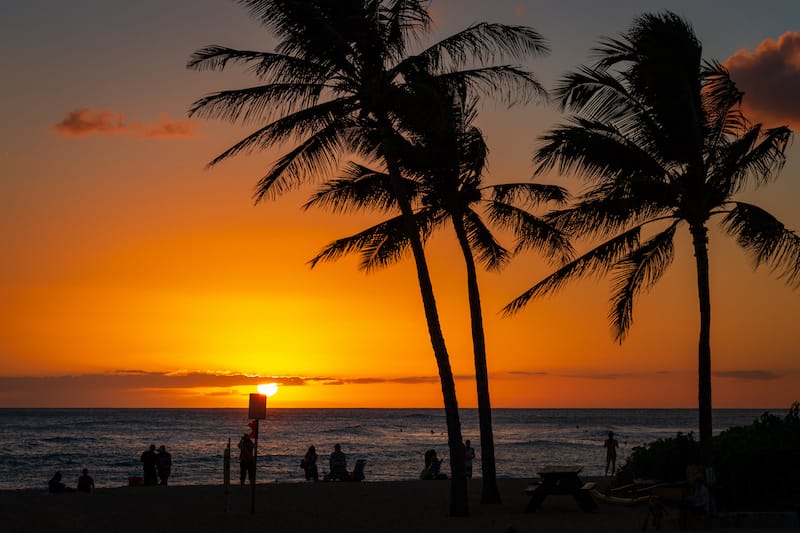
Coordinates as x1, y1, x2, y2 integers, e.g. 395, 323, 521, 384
49, 471, 74, 493
325, 443, 351, 481
77, 468, 95, 493
421, 449, 447, 480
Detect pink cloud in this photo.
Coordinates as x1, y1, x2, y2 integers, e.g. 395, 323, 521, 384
514, 4, 525, 19
724, 32, 800, 129
51, 108, 199, 139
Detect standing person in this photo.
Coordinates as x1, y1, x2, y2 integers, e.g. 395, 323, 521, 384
140, 444, 158, 486
238, 433, 255, 486
463, 440, 475, 479
77, 468, 95, 493
301, 445, 319, 482
157, 445, 172, 486
604, 431, 619, 477
326, 443, 350, 481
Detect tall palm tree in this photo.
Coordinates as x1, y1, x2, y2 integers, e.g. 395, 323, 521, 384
187, 0, 547, 514
503, 12, 799, 464
305, 89, 570, 503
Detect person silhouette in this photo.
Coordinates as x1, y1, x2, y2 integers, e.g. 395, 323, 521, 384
157, 445, 172, 486
77, 468, 94, 493
463, 440, 475, 479
326, 444, 350, 481
604, 431, 619, 476
301, 445, 319, 482
140, 444, 158, 486
238, 433, 255, 486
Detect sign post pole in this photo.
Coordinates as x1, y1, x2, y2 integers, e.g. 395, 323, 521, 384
248, 393, 267, 515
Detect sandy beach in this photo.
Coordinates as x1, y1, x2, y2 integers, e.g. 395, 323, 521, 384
1, 478, 794, 533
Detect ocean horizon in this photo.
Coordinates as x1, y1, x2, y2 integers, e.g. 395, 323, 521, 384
0, 407, 776, 491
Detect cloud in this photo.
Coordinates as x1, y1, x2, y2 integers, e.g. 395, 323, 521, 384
723, 32, 800, 128
514, 4, 525, 19
714, 370, 783, 381
51, 108, 199, 139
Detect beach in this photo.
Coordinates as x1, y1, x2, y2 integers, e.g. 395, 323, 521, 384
2, 478, 793, 533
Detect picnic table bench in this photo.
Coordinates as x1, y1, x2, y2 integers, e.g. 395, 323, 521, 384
524, 465, 597, 513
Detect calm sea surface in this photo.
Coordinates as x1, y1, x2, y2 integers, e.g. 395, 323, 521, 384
0, 408, 769, 490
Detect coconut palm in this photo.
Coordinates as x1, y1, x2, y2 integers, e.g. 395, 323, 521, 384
305, 88, 570, 503
187, 0, 548, 514
503, 12, 798, 464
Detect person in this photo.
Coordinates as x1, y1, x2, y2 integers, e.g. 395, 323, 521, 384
157, 445, 172, 486
76, 468, 94, 493
301, 445, 319, 482
604, 431, 619, 476
463, 439, 475, 479
641, 495, 664, 531
49, 471, 74, 493
680, 477, 710, 528
238, 433, 255, 486
421, 449, 446, 480
140, 444, 158, 486
326, 443, 350, 481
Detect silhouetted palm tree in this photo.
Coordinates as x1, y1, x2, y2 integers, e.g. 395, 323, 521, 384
504, 12, 798, 464
187, 0, 547, 514
305, 88, 570, 503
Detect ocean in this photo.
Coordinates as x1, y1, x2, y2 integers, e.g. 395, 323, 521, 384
0, 408, 769, 491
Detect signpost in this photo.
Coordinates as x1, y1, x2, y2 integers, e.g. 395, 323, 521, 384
248, 393, 267, 515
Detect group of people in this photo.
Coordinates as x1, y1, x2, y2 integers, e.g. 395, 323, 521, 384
140, 444, 173, 486
420, 439, 475, 481
48, 469, 95, 494
300, 443, 357, 482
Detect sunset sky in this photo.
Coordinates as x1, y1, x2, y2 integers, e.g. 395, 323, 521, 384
1, 1, 799, 408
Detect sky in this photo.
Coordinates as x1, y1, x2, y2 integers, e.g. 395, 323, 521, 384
1, 0, 799, 409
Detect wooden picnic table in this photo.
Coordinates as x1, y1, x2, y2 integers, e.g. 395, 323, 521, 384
524, 465, 598, 513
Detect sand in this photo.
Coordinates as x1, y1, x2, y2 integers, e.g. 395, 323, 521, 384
0, 478, 791, 532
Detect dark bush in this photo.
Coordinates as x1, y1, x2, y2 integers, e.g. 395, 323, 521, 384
616, 402, 800, 510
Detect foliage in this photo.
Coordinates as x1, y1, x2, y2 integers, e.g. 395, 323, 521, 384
616, 403, 800, 509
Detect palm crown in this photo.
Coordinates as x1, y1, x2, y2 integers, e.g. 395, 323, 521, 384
504, 11, 799, 461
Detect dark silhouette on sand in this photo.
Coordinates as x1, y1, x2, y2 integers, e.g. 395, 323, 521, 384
140, 444, 158, 486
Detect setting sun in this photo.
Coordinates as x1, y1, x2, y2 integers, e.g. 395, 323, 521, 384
257, 383, 279, 397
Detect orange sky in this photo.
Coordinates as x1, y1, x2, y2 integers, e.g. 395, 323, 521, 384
1, 1, 799, 408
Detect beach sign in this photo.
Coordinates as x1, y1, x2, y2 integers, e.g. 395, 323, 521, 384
248, 393, 267, 419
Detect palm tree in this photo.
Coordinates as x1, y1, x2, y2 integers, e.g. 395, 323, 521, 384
503, 12, 799, 464
187, 0, 547, 514
305, 88, 570, 503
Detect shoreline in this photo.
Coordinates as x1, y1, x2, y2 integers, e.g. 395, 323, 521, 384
1, 479, 793, 532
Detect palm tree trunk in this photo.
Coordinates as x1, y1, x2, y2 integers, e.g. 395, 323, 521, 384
378, 119, 469, 517
452, 215, 501, 504
690, 224, 713, 465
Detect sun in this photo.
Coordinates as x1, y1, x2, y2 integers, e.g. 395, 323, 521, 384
257, 383, 279, 397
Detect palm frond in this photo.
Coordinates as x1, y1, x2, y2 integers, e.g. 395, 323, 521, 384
502, 226, 642, 316
609, 223, 677, 341
534, 118, 668, 185
188, 82, 327, 126
486, 201, 573, 265
489, 182, 570, 207
462, 210, 509, 271
187, 46, 326, 83
427, 65, 547, 108
308, 208, 441, 272
415, 23, 549, 72
721, 202, 800, 287
253, 122, 350, 202
303, 163, 417, 214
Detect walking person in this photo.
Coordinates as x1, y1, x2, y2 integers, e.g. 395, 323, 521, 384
238, 433, 255, 486
157, 445, 172, 486
140, 444, 158, 486
604, 431, 619, 477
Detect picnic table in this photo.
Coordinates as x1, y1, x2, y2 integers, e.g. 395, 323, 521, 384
524, 465, 598, 513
